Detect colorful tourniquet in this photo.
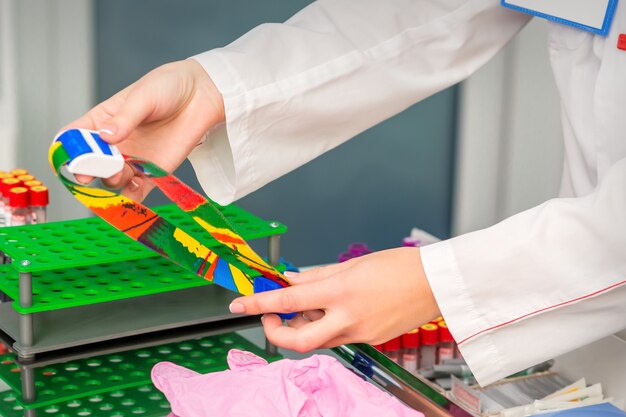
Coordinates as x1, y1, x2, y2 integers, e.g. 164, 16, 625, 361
49, 129, 292, 300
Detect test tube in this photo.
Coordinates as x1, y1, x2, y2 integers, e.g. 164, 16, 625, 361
437, 321, 455, 364
29, 186, 49, 224
1, 178, 22, 223
382, 337, 402, 364
419, 323, 439, 369
8, 187, 30, 226
401, 329, 420, 374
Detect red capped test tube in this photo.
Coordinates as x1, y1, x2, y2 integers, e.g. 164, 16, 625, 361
8, 187, 30, 226
29, 186, 49, 224
437, 321, 455, 364
401, 329, 420, 374
382, 337, 402, 364
1, 178, 22, 222
419, 323, 439, 369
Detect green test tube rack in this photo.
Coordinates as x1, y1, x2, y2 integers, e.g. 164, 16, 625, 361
0, 203, 287, 417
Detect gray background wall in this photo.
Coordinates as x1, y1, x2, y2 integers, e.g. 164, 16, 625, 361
95, 0, 458, 266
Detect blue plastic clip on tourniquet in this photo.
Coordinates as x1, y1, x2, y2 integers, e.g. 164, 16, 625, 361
253, 276, 297, 320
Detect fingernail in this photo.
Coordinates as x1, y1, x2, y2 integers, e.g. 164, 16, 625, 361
229, 302, 245, 314
99, 127, 117, 137
128, 178, 140, 192
284, 271, 298, 278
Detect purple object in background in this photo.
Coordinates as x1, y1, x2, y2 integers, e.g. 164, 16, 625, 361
338, 242, 373, 262
348, 242, 372, 256
402, 228, 441, 248
402, 237, 422, 247
338, 252, 353, 263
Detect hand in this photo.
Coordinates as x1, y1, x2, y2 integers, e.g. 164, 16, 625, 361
59, 59, 224, 201
229, 247, 441, 352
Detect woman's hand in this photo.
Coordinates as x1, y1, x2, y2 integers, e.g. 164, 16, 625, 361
60, 59, 224, 201
229, 247, 441, 352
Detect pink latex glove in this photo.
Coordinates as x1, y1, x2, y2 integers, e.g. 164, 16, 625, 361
152, 349, 424, 417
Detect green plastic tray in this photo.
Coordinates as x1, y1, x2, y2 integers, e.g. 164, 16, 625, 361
0, 258, 287, 314
0, 383, 171, 417
0, 204, 286, 273
0, 333, 281, 410
0, 258, 207, 314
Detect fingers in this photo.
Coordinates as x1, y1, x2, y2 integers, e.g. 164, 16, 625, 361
231, 278, 342, 316
74, 174, 94, 185
285, 309, 325, 329
284, 261, 354, 284
102, 164, 136, 189
262, 313, 345, 353
98, 84, 156, 145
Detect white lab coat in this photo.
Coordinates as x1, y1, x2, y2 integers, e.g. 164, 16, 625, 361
190, 0, 626, 386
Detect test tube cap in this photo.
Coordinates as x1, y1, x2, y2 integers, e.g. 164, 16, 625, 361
0, 173, 13, 180
30, 186, 49, 206
17, 174, 35, 182
402, 328, 420, 348
1, 178, 23, 197
9, 187, 29, 208
438, 321, 454, 343
420, 323, 439, 345
24, 180, 43, 188
383, 336, 401, 352
10, 169, 28, 176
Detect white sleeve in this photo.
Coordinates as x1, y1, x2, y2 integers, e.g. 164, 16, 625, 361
421, 158, 626, 386
188, 0, 530, 204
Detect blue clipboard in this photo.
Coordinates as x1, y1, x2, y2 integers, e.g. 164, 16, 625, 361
501, 0, 618, 36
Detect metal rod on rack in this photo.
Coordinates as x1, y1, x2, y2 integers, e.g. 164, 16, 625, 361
21, 364, 36, 402
18, 268, 34, 348
265, 231, 281, 356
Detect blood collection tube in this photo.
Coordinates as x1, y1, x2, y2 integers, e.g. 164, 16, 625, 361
371, 344, 384, 352
8, 187, 30, 226
0, 175, 14, 225
9, 169, 28, 176
382, 337, 402, 364
29, 186, 49, 224
17, 174, 35, 183
437, 321, 455, 364
1, 178, 22, 222
401, 329, 420, 374
419, 323, 439, 369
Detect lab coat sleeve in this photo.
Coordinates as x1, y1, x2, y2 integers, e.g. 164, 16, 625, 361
188, 0, 530, 204
421, 157, 626, 386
